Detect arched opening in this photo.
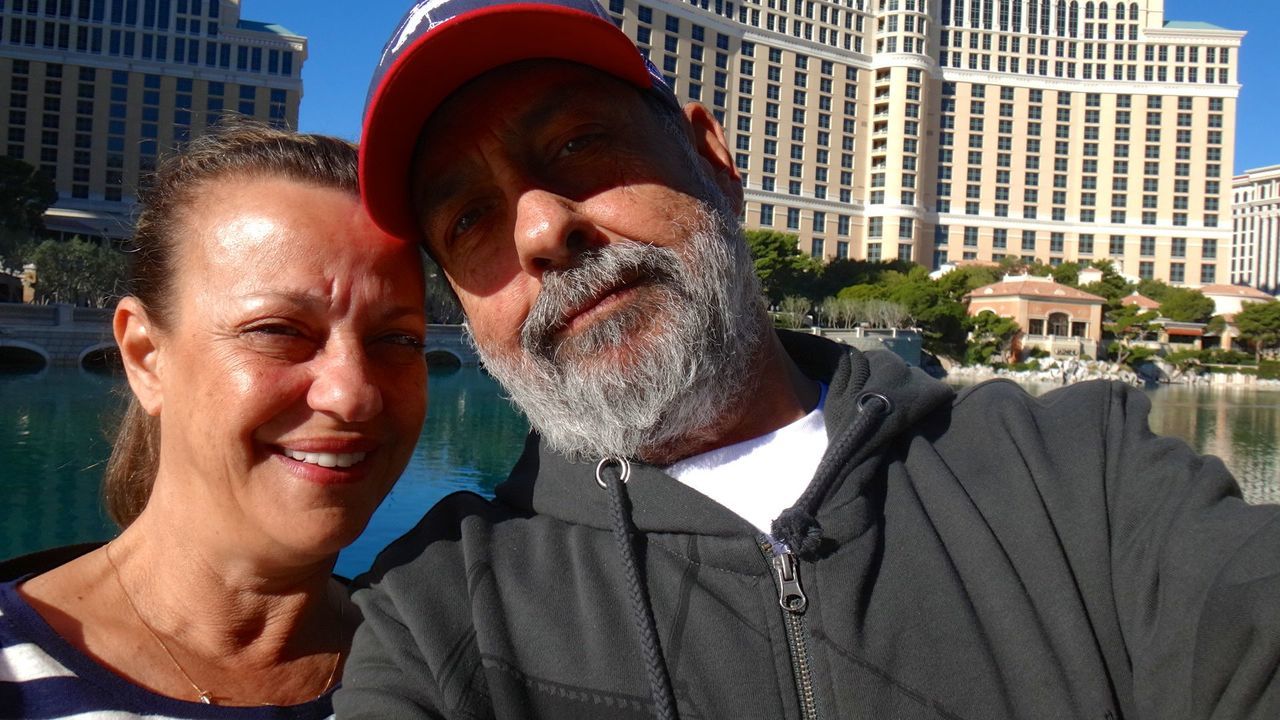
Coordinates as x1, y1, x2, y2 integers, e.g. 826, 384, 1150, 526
426, 350, 463, 373
0, 343, 48, 373
1047, 312, 1070, 337
80, 344, 122, 374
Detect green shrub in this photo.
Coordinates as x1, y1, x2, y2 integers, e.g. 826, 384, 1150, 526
1260, 360, 1280, 381
1206, 365, 1258, 376
1203, 348, 1252, 365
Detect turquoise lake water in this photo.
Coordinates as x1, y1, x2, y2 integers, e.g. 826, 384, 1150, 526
1, 367, 1276, 577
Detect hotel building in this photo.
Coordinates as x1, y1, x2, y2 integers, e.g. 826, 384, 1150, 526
0, 0, 305, 241
606, 0, 1242, 286
1231, 165, 1280, 296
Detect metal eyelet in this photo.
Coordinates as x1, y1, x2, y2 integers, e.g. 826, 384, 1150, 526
857, 392, 893, 416
595, 457, 632, 489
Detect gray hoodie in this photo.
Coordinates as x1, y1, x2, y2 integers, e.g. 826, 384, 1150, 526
338, 331, 1280, 719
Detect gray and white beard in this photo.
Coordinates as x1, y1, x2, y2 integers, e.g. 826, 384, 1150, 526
470, 196, 770, 463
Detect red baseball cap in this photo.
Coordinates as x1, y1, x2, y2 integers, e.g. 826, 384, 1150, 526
360, 0, 680, 241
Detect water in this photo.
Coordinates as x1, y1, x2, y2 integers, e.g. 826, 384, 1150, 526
0, 367, 530, 578
1, 369, 1277, 576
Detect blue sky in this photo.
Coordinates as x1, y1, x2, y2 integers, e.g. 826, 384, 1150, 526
262, 0, 1279, 173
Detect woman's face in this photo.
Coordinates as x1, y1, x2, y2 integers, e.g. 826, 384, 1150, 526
150, 175, 427, 564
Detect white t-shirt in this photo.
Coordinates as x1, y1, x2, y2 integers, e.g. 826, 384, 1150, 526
666, 384, 829, 535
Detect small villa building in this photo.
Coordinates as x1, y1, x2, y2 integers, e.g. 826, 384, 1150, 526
966, 275, 1107, 360
1200, 284, 1277, 350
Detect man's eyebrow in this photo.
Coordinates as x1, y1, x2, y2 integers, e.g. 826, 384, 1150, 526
416, 88, 603, 223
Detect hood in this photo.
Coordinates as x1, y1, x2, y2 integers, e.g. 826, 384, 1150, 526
493, 330, 956, 537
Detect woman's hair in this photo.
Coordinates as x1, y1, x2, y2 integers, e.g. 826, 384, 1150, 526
104, 121, 361, 528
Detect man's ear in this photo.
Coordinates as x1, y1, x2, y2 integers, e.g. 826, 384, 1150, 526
114, 297, 164, 416
683, 102, 744, 216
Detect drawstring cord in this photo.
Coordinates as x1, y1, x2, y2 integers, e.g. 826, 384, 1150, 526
598, 457, 680, 720
771, 351, 889, 557
771, 391, 892, 556
593, 349, 886, 717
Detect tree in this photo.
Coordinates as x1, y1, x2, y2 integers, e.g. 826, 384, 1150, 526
744, 230, 820, 304
1234, 301, 1280, 362
1136, 278, 1174, 304
1049, 261, 1082, 287
26, 236, 127, 307
1104, 304, 1158, 366
1156, 287, 1215, 323
0, 157, 56, 270
933, 265, 1002, 304
423, 254, 464, 324
1077, 260, 1134, 309
966, 310, 1021, 365
777, 295, 812, 328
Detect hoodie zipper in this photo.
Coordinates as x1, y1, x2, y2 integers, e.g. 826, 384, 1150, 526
761, 540, 820, 720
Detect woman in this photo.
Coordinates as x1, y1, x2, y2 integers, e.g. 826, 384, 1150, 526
0, 124, 427, 716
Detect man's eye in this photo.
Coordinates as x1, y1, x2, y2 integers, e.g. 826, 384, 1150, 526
558, 133, 602, 158
450, 207, 484, 240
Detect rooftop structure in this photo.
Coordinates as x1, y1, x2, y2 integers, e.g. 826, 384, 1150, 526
1231, 165, 1280, 296
608, 0, 1242, 287
0, 0, 307, 241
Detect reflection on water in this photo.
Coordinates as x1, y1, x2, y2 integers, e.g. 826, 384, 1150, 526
1, 369, 1276, 576
336, 367, 529, 576
0, 366, 529, 578
1144, 385, 1280, 506
0, 369, 121, 559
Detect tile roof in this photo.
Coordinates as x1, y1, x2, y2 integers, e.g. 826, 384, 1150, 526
1122, 292, 1161, 310
1198, 284, 1276, 301
967, 277, 1107, 304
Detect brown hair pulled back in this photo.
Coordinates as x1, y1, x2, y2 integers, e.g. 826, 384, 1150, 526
104, 121, 360, 528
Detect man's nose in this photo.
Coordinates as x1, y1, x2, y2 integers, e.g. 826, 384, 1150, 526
512, 188, 596, 276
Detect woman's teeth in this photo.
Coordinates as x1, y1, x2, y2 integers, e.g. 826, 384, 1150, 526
282, 449, 367, 468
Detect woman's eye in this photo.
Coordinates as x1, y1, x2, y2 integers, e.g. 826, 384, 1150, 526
240, 323, 315, 360
385, 334, 425, 350
246, 324, 301, 337
372, 334, 426, 366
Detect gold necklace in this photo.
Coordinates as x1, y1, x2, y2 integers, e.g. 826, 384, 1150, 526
104, 542, 343, 706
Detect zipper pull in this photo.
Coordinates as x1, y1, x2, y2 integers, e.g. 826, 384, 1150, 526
772, 549, 808, 614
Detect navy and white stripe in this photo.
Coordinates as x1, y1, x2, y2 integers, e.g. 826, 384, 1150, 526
0, 581, 335, 720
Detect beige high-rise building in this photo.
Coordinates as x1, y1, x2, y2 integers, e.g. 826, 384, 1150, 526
0, 0, 305, 241
1231, 165, 1280, 296
606, 0, 1241, 287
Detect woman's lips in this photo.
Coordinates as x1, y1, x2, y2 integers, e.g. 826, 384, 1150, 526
272, 439, 379, 483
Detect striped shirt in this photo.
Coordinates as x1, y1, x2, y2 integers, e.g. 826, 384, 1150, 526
0, 580, 335, 720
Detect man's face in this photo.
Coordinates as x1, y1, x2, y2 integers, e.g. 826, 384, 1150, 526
411, 61, 767, 461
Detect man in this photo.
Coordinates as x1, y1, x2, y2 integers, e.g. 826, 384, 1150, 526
339, 0, 1280, 717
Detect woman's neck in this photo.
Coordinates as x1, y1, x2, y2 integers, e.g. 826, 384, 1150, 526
109, 506, 344, 662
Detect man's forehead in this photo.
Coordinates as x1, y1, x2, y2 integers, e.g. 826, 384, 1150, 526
425, 60, 637, 135
412, 61, 642, 179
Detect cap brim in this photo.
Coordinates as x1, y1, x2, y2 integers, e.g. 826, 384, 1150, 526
360, 4, 654, 242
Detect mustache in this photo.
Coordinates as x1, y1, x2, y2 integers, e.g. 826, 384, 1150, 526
520, 242, 681, 357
